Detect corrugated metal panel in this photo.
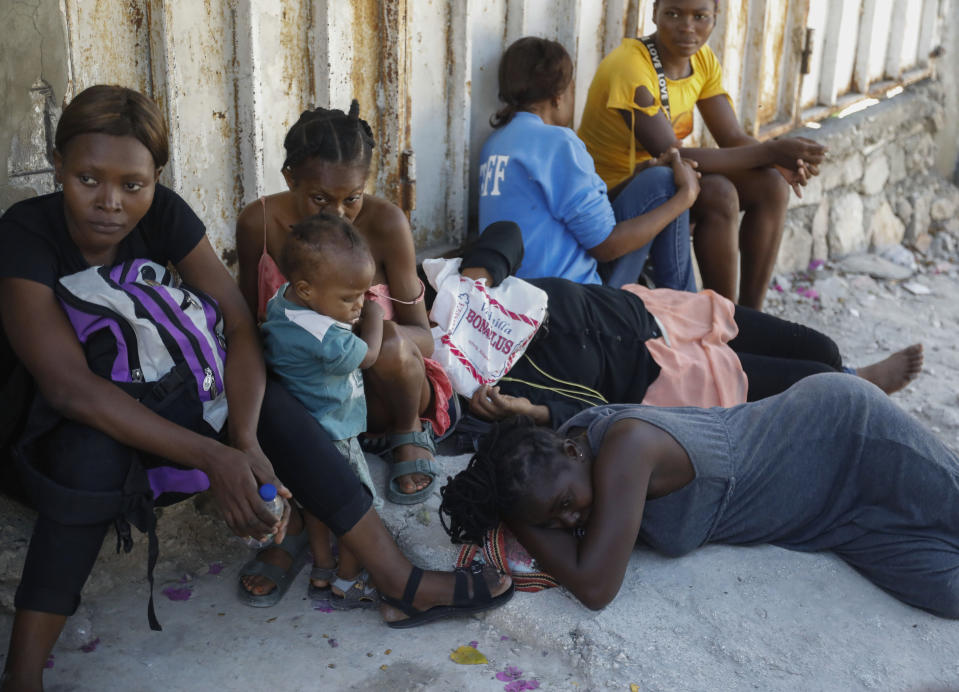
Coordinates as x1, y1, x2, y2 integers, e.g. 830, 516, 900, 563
40, 0, 946, 263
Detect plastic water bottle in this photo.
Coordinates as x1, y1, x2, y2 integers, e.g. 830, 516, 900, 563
243, 483, 284, 549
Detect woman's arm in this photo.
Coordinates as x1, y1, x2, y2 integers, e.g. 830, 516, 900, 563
621, 88, 825, 177
507, 420, 663, 609
235, 200, 265, 319
0, 274, 283, 539
586, 150, 699, 263
367, 199, 434, 356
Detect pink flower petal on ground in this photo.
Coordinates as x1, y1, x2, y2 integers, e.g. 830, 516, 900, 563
80, 638, 101, 653
469, 640, 479, 648
328, 638, 338, 648
504, 683, 523, 692
207, 562, 224, 575
161, 586, 192, 601
312, 599, 334, 613
500, 635, 510, 641
44, 655, 55, 669
774, 284, 784, 293
809, 259, 825, 271
497, 665, 524, 682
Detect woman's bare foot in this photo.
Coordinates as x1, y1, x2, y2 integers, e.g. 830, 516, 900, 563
378, 565, 512, 625
855, 343, 924, 394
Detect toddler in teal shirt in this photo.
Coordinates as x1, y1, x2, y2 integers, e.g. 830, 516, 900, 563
261, 212, 384, 609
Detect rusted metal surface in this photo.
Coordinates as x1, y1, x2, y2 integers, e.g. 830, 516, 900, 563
6, 0, 948, 264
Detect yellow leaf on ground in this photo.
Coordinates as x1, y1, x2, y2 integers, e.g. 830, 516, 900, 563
449, 645, 489, 665
630, 685, 639, 692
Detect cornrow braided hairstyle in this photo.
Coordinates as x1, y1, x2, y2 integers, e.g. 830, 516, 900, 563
282, 99, 375, 171
440, 416, 565, 545
279, 211, 370, 282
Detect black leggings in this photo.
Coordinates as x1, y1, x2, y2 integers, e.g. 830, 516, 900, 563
14, 378, 371, 616
729, 305, 844, 401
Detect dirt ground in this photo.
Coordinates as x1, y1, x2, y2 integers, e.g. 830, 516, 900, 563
2, 232, 959, 692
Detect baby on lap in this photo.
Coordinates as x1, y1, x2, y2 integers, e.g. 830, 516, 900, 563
261, 212, 384, 609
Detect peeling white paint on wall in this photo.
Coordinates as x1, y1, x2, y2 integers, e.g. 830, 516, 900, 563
1, 0, 947, 266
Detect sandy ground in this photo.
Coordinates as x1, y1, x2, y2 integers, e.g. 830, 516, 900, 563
3, 244, 959, 692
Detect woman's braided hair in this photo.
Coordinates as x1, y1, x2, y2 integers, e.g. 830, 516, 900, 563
282, 99, 375, 171
439, 416, 565, 545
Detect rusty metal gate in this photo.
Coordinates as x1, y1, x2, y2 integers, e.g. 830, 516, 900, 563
3, 0, 947, 263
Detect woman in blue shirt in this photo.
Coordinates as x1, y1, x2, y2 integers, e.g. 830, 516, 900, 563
478, 36, 706, 290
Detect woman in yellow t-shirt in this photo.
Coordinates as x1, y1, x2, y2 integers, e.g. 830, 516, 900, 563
578, 0, 826, 310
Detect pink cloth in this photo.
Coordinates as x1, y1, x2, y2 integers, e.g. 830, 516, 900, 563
620, 285, 748, 408
256, 197, 285, 322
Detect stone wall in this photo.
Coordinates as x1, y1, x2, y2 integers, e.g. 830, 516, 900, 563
775, 81, 959, 275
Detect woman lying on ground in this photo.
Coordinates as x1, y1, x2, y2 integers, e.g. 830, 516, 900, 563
0, 86, 510, 692
236, 102, 452, 508
461, 222, 922, 429
577, 0, 827, 308
478, 36, 704, 291
441, 373, 959, 618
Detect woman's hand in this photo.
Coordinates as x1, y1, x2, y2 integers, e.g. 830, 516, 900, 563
668, 148, 701, 206
765, 137, 826, 172
774, 161, 810, 198
469, 385, 550, 425
205, 442, 292, 541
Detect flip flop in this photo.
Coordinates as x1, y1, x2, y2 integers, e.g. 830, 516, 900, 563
307, 563, 338, 600
237, 529, 310, 608
380, 561, 514, 629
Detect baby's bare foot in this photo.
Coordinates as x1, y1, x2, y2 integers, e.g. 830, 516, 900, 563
856, 343, 923, 394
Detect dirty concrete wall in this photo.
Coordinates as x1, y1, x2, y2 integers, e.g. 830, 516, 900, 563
934, 0, 959, 182
0, 0, 68, 210
776, 81, 959, 274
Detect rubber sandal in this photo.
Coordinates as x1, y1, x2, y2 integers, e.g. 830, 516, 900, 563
307, 563, 338, 600
329, 571, 379, 610
359, 434, 391, 456
381, 561, 514, 629
384, 422, 439, 505
386, 457, 440, 505
237, 529, 310, 608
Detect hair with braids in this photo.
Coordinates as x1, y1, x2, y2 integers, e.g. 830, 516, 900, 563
279, 211, 370, 282
282, 99, 376, 172
490, 37, 574, 129
440, 416, 567, 545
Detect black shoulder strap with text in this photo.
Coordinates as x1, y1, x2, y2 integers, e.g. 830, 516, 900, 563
638, 35, 671, 121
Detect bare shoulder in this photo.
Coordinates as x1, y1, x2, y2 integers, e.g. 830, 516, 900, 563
356, 194, 411, 241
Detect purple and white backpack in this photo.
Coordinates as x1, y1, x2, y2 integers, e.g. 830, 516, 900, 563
55, 258, 228, 498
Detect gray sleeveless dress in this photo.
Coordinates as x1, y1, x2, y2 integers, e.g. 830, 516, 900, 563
558, 373, 959, 618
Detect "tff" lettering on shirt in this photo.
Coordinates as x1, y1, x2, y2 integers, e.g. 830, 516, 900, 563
478, 154, 510, 197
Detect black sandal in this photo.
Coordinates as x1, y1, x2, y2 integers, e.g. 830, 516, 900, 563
380, 561, 514, 629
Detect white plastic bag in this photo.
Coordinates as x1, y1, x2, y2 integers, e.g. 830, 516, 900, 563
424, 258, 547, 398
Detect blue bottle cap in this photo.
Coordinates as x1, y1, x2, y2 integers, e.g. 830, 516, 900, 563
258, 483, 278, 501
